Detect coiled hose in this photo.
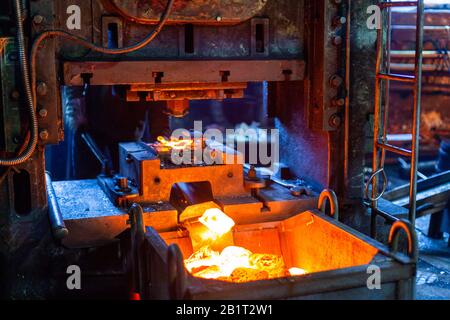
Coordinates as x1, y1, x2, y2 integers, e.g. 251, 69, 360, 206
0, 0, 38, 166
0, 0, 175, 166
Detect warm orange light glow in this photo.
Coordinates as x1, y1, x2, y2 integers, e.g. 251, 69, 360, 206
198, 208, 235, 237
184, 246, 221, 274
184, 209, 308, 282
289, 267, 306, 276
155, 136, 193, 151
219, 246, 252, 276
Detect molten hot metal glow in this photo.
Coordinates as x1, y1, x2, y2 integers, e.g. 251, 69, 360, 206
155, 136, 194, 151
184, 209, 308, 282
289, 267, 307, 276
199, 208, 235, 237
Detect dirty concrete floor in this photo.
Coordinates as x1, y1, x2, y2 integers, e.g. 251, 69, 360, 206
415, 215, 450, 300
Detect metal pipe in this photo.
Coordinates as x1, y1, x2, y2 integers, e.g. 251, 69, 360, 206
390, 63, 442, 72
409, 0, 425, 226
371, 11, 384, 238
377, 72, 416, 83
45, 172, 69, 240
376, 142, 413, 157
381, 4, 392, 183
391, 50, 445, 59
379, 1, 418, 8
0, 0, 38, 166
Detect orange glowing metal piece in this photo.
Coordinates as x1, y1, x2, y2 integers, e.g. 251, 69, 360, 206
157, 136, 167, 143
198, 208, 235, 236
289, 267, 306, 276
156, 136, 193, 150
219, 246, 253, 276
184, 246, 221, 273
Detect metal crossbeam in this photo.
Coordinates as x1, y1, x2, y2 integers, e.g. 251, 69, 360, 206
376, 142, 413, 157
377, 72, 416, 83
379, 1, 419, 9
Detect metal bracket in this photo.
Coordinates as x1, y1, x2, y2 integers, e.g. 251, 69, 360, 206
318, 189, 339, 220
388, 219, 418, 262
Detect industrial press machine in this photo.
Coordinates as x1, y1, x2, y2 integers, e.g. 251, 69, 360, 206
0, 0, 424, 299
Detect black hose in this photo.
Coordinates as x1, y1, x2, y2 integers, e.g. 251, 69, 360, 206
45, 171, 69, 240
0, 0, 38, 166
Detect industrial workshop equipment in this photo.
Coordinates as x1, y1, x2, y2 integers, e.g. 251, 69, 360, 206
0, 0, 426, 300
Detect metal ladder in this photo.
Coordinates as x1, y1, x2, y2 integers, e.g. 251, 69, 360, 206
367, 0, 425, 238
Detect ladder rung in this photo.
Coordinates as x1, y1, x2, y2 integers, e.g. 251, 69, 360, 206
377, 142, 412, 157
379, 1, 418, 9
377, 72, 416, 83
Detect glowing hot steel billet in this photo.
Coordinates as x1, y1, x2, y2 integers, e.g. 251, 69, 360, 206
289, 267, 307, 276
198, 208, 235, 236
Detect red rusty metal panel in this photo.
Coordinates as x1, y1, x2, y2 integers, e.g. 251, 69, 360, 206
103, 0, 268, 25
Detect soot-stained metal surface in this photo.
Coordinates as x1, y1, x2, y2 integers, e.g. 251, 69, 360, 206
104, 0, 269, 24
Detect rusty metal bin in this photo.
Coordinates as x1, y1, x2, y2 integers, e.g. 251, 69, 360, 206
131, 205, 417, 300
